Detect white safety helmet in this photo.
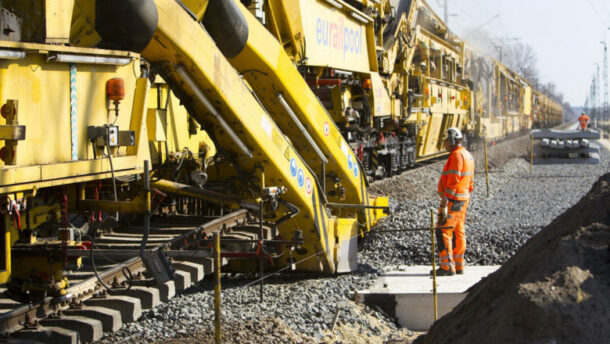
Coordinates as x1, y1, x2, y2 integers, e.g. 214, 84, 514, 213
443, 127, 463, 145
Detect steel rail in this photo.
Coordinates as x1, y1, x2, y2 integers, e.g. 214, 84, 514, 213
0, 209, 248, 335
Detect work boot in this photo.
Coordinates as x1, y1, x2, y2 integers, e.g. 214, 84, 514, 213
456, 270, 464, 275
430, 268, 454, 276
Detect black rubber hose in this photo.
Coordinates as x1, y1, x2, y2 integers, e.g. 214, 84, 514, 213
96, 0, 158, 53
201, 0, 249, 58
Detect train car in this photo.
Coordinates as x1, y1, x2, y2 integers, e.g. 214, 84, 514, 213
249, 0, 562, 179
532, 91, 563, 128
463, 45, 535, 141
251, 0, 473, 180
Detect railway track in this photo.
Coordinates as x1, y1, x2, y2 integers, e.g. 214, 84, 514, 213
0, 134, 547, 343
0, 210, 248, 343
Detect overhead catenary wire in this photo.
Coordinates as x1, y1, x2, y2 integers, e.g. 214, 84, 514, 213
586, 0, 610, 27
595, 0, 610, 18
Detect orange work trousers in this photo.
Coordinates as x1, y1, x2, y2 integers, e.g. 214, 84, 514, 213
436, 198, 470, 272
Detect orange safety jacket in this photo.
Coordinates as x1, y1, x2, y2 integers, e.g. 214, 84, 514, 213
578, 114, 589, 126
438, 146, 474, 201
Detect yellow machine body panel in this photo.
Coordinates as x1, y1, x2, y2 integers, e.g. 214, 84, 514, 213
222, 2, 387, 230
296, 0, 372, 73
0, 42, 149, 194
138, 0, 339, 272
370, 72, 393, 117
523, 85, 532, 130
146, 79, 216, 166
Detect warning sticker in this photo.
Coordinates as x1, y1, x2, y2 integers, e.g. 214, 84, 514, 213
290, 158, 297, 177
260, 115, 272, 137
323, 122, 330, 136
340, 140, 349, 157
305, 177, 312, 195
297, 169, 304, 187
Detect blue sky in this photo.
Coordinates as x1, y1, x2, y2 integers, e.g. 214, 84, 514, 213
425, 0, 610, 107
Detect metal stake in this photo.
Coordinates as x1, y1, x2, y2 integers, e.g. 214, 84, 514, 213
330, 307, 341, 332
484, 139, 489, 198
213, 233, 222, 344
430, 209, 438, 321
259, 200, 264, 303
141, 160, 151, 258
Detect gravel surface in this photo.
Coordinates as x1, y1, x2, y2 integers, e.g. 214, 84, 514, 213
366, 142, 610, 268
99, 138, 610, 344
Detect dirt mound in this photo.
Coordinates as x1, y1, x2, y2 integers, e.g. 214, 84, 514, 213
415, 173, 610, 344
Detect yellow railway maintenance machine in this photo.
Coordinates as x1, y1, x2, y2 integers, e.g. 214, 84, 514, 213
74, 0, 388, 273
0, 2, 150, 297
250, 0, 474, 179
0, 0, 388, 298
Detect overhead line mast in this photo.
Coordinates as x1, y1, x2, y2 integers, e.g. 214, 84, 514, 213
603, 39, 609, 123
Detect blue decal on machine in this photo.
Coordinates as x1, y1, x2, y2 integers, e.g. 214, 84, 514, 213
347, 155, 353, 170
354, 165, 359, 177
290, 158, 297, 177
297, 169, 304, 187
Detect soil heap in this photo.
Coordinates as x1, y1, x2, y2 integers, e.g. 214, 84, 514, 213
415, 173, 610, 344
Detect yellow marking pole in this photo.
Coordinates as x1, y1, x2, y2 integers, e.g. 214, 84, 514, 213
430, 209, 438, 321
530, 134, 534, 175
484, 139, 489, 198
259, 171, 265, 303
213, 233, 222, 344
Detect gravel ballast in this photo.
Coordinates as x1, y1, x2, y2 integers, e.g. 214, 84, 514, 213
99, 137, 610, 344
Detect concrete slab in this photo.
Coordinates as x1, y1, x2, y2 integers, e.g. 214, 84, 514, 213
173, 261, 204, 284
0, 298, 22, 313
132, 279, 176, 302
11, 326, 78, 344
158, 280, 176, 302
84, 295, 142, 323
173, 270, 191, 291
531, 129, 600, 139
125, 286, 160, 309
356, 265, 499, 331
534, 143, 599, 155
40, 315, 103, 343
533, 152, 600, 165
64, 305, 122, 332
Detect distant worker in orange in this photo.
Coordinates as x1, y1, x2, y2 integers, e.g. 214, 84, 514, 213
432, 128, 474, 276
578, 112, 589, 130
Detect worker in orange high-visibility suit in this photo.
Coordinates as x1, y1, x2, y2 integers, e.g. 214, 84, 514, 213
432, 127, 474, 276
578, 112, 589, 130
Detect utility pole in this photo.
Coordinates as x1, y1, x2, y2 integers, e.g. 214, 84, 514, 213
601, 39, 609, 123
444, 0, 448, 25
589, 75, 596, 126
597, 64, 601, 122
584, 94, 589, 118
491, 42, 503, 63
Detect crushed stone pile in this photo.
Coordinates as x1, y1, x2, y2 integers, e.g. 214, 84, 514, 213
159, 318, 313, 344
415, 173, 610, 344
